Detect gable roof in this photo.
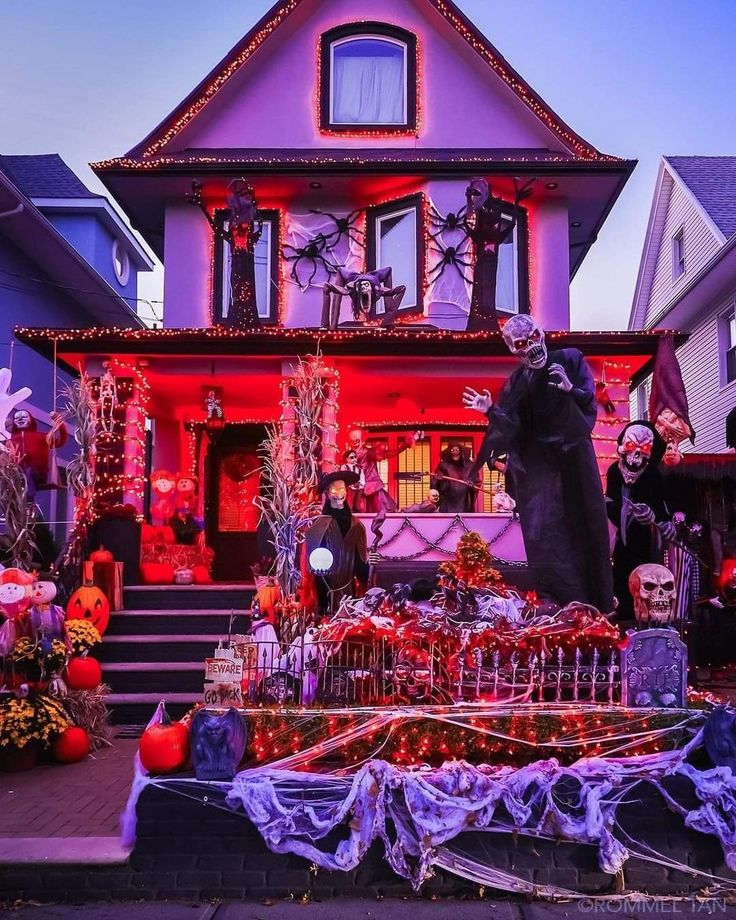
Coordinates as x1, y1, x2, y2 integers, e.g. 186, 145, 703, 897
0, 154, 102, 200
125, 0, 618, 162
665, 156, 736, 240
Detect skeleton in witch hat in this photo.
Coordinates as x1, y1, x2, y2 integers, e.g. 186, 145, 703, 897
605, 421, 676, 619
464, 314, 614, 612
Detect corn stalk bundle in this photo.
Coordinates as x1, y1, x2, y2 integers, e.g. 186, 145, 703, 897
0, 442, 37, 568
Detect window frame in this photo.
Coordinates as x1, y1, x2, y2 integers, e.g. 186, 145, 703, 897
721, 306, 736, 387
212, 208, 280, 326
366, 193, 425, 317
494, 203, 530, 318
319, 22, 418, 133
672, 226, 685, 280
111, 238, 130, 286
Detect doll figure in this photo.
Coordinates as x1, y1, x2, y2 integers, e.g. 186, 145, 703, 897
150, 470, 177, 526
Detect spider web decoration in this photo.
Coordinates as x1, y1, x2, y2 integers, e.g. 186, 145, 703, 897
425, 197, 473, 311
282, 210, 365, 291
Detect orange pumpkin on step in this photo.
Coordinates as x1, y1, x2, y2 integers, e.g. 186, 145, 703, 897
65, 582, 110, 636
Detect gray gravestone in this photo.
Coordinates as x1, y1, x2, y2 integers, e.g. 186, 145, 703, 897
620, 627, 687, 708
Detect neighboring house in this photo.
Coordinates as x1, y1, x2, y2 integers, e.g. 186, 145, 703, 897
0, 154, 153, 537
630, 156, 736, 452
18, 0, 673, 576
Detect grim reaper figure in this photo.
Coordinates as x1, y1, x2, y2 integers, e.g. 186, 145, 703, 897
605, 421, 675, 619
322, 267, 406, 329
464, 314, 614, 612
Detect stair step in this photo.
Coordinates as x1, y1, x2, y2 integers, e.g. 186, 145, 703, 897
106, 692, 199, 725
124, 585, 255, 611
106, 610, 248, 636
98, 635, 219, 663
104, 661, 205, 694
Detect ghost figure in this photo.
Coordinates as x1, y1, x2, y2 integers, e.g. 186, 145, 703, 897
606, 421, 673, 619
464, 315, 614, 612
628, 563, 677, 625
0, 369, 32, 444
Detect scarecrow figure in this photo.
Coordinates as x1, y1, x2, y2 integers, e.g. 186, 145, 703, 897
464, 314, 614, 612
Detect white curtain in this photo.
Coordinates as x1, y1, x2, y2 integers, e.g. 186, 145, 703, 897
332, 50, 404, 124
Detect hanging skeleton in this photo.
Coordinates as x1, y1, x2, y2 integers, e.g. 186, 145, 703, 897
97, 362, 118, 435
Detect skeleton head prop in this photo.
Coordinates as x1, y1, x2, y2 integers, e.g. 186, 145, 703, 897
465, 177, 490, 215
392, 644, 433, 701
12, 409, 32, 431
617, 422, 655, 484
628, 563, 677, 624
428, 489, 440, 505
327, 480, 347, 510
502, 315, 548, 370
361, 587, 386, 614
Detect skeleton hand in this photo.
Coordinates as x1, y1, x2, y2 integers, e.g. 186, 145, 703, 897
462, 387, 492, 414
0, 369, 31, 443
413, 430, 425, 442
631, 502, 655, 524
548, 363, 572, 393
659, 521, 677, 542
368, 552, 382, 565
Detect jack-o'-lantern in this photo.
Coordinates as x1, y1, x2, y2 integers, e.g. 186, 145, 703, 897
65, 582, 110, 636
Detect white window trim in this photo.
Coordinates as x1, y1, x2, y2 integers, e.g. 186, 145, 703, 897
497, 212, 519, 315
720, 304, 736, 388
374, 204, 418, 312
220, 217, 274, 321
672, 227, 685, 281
329, 34, 408, 126
112, 238, 131, 286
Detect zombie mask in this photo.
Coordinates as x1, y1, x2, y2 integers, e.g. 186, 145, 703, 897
628, 563, 677, 624
327, 480, 347, 510
465, 177, 490, 215
348, 429, 364, 451
617, 423, 655, 484
362, 587, 386, 614
502, 315, 548, 370
663, 442, 682, 467
12, 409, 31, 431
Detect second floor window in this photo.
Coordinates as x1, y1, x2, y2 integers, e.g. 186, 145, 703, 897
367, 194, 424, 316
321, 24, 417, 132
672, 227, 685, 280
213, 209, 279, 325
723, 308, 736, 385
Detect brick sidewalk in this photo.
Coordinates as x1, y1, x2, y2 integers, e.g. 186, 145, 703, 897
0, 737, 137, 839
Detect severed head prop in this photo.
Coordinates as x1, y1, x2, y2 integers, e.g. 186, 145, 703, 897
628, 563, 677, 625
502, 315, 548, 370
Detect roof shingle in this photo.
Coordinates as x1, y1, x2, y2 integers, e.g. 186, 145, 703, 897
0, 153, 101, 200
666, 155, 736, 239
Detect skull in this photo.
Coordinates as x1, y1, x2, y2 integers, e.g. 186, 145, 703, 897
663, 441, 682, 467
617, 423, 654, 484
327, 479, 347, 510
502, 315, 547, 370
391, 644, 432, 701
628, 563, 677, 624
428, 489, 440, 505
361, 587, 386, 614
348, 428, 364, 451
12, 409, 31, 431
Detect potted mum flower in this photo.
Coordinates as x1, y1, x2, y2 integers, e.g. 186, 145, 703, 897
0, 694, 70, 771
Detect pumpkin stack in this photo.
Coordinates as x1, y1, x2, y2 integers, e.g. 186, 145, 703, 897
64, 577, 110, 691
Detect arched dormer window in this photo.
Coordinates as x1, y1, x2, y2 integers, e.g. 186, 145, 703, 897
320, 23, 418, 132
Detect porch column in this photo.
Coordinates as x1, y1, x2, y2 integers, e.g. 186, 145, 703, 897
122, 372, 147, 515
529, 200, 571, 330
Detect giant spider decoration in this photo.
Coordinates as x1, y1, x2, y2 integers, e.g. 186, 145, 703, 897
282, 236, 340, 290
427, 240, 473, 283
428, 203, 469, 241
309, 207, 365, 248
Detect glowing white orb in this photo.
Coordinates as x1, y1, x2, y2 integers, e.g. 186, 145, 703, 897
309, 547, 334, 574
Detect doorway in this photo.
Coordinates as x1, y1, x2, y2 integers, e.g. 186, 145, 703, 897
205, 424, 265, 581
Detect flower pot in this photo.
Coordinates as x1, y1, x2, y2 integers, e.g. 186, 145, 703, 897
0, 741, 40, 772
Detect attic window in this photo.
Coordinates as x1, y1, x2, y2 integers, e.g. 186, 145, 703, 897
112, 239, 130, 286
320, 23, 417, 132
672, 227, 685, 279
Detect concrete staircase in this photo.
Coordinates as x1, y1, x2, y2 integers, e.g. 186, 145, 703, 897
99, 585, 254, 726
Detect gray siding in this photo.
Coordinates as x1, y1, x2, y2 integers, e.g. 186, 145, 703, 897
644, 178, 721, 328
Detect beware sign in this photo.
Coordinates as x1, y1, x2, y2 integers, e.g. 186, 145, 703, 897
205, 656, 244, 682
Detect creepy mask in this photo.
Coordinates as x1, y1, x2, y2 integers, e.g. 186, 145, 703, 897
628, 563, 677, 624
617, 423, 655, 484
12, 409, 32, 431
465, 177, 490, 214
502, 315, 547, 370
428, 489, 440, 504
327, 480, 347, 510
348, 429, 364, 451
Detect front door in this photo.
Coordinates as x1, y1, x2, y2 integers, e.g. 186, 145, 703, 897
205, 424, 265, 581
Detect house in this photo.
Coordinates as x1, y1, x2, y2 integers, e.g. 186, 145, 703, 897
17, 0, 671, 580
629, 156, 736, 452
0, 154, 153, 538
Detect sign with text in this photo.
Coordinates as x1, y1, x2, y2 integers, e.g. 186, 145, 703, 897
205, 656, 244, 683
203, 682, 243, 708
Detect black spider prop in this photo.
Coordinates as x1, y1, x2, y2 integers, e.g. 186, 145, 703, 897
427, 240, 473, 283
282, 236, 340, 289
428, 203, 469, 241
309, 207, 365, 248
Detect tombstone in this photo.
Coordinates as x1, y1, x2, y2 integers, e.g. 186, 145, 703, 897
620, 627, 687, 708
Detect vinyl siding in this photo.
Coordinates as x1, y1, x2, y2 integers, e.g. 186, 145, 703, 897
644, 178, 721, 328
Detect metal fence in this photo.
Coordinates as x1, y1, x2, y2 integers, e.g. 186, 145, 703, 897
235, 637, 620, 707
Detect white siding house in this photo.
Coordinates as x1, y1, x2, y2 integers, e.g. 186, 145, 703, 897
630, 156, 736, 452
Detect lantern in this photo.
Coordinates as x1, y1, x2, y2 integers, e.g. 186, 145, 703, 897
53, 726, 90, 763
66, 655, 102, 691
66, 582, 110, 636
139, 712, 190, 774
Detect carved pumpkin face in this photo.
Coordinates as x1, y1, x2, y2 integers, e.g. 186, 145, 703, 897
65, 584, 110, 636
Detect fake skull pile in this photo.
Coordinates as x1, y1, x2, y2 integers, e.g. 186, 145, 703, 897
628, 563, 677, 625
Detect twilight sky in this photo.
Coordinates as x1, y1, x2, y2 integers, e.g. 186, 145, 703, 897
1, 0, 734, 328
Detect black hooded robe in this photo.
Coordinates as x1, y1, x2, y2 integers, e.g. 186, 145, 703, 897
472, 347, 614, 612
432, 445, 479, 513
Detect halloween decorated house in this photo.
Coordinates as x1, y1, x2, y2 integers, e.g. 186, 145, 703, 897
6, 0, 736, 901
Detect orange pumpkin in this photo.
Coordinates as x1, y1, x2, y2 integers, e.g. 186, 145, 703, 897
139, 711, 190, 774
66, 582, 110, 635
53, 726, 90, 763
66, 655, 102, 691
255, 580, 281, 622
89, 546, 113, 563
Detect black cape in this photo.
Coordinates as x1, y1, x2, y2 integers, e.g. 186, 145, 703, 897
472, 347, 614, 611
432, 445, 479, 513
